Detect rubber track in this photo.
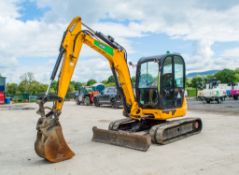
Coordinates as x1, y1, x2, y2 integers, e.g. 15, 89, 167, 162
149, 118, 202, 144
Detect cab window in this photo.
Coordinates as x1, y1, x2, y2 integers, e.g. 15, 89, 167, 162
161, 57, 173, 89
138, 61, 160, 107
174, 56, 184, 88
139, 61, 159, 88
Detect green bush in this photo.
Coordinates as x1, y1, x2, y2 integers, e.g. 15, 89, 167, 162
186, 88, 197, 97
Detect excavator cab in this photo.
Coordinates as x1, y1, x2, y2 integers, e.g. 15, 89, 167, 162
136, 54, 185, 109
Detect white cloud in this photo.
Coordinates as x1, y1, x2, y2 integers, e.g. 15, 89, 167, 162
0, 0, 19, 18
72, 56, 111, 82
40, 0, 238, 43
36, 0, 239, 67
1, 0, 239, 83
222, 47, 239, 58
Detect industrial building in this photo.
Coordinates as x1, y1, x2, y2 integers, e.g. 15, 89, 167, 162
0, 76, 6, 104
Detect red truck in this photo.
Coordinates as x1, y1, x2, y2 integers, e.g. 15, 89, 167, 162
75, 84, 105, 105
75, 86, 98, 105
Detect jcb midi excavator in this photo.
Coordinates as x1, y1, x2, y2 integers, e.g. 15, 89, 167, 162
35, 16, 202, 163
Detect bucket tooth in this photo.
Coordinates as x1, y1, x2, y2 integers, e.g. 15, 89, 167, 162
92, 126, 151, 151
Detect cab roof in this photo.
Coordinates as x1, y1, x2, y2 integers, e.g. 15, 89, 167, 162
138, 53, 182, 65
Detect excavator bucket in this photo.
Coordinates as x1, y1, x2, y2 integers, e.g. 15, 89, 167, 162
35, 119, 75, 163
92, 127, 151, 151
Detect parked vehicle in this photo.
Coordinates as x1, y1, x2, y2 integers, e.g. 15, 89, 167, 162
218, 84, 231, 97
94, 87, 122, 108
76, 87, 98, 105
76, 83, 105, 105
231, 83, 239, 100
197, 79, 226, 103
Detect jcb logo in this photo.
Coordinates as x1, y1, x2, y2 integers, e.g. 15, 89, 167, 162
99, 43, 106, 49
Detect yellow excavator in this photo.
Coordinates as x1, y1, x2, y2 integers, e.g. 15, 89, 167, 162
35, 16, 202, 163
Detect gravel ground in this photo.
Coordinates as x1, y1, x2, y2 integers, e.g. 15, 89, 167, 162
0, 101, 239, 175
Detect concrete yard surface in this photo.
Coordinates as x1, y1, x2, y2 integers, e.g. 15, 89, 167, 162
0, 102, 239, 175
188, 99, 239, 115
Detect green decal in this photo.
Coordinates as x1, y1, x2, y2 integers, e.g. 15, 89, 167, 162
94, 40, 114, 56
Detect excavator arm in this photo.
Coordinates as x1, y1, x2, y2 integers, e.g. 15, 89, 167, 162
35, 17, 143, 162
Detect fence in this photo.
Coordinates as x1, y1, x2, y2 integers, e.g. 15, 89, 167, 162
8, 92, 77, 103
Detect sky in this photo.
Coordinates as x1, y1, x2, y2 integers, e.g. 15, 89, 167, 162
0, 0, 239, 83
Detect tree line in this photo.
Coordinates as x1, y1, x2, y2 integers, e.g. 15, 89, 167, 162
5, 68, 239, 96
187, 68, 239, 89
5, 73, 118, 97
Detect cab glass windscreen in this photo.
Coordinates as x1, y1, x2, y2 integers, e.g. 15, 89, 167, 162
139, 61, 159, 88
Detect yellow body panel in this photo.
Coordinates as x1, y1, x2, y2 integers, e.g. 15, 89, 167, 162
140, 97, 187, 120
54, 16, 186, 121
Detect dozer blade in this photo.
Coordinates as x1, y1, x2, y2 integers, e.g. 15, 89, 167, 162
92, 127, 151, 151
35, 120, 75, 163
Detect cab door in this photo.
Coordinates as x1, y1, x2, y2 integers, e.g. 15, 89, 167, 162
160, 55, 185, 109
173, 55, 185, 107
137, 60, 160, 108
